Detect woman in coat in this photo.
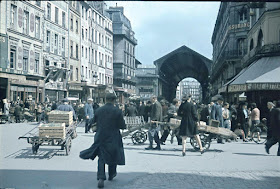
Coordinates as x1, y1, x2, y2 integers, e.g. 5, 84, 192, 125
79, 93, 126, 188
178, 95, 204, 156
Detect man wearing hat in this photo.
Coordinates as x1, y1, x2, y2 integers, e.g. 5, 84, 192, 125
57, 98, 77, 121
79, 92, 126, 188
84, 98, 94, 133
125, 102, 138, 116
210, 95, 225, 144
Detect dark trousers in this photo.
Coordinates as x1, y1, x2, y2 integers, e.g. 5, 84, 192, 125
265, 137, 280, 156
97, 155, 117, 180
160, 127, 170, 143
85, 119, 92, 133
148, 130, 160, 147
241, 121, 249, 138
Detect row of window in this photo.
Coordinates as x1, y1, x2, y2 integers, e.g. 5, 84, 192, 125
46, 31, 66, 53
47, 3, 66, 27
81, 46, 112, 68
82, 28, 113, 50
9, 46, 39, 73
81, 5, 112, 30
10, 4, 41, 39
79, 66, 113, 85
125, 41, 135, 56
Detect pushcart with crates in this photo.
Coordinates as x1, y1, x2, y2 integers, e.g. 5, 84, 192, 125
19, 110, 80, 155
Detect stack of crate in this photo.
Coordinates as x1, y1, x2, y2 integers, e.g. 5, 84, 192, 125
39, 123, 66, 139
48, 110, 73, 126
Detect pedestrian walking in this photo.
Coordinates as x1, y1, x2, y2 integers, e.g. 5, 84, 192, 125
237, 102, 249, 142
178, 95, 204, 156
266, 102, 275, 140
210, 96, 225, 143
57, 98, 77, 121
79, 92, 126, 188
125, 102, 138, 116
265, 100, 280, 156
145, 96, 162, 150
84, 98, 94, 133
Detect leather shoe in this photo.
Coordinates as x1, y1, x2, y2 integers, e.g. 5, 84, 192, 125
98, 179, 104, 188
200, 149, 205, 154
145, 146, 153, 150
265, 145, 270, 154
109, 173, 117, 181
153, 146, 161, 150
182, 152, 186, 156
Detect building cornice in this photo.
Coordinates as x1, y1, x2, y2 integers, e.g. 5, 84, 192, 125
7, 28, 43, 43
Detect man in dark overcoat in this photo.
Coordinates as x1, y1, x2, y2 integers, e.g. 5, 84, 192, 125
145, 96, 162, 150
265, 100, 280, 156
125, 102, 138, 116
210, 96, 224, 143
79, 92, 126, 188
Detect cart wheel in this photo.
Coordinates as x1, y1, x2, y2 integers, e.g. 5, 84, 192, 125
131, 131, 147, 144
190, 134, 211, 151
32, 143, 39, 154
65, 138, 72, 155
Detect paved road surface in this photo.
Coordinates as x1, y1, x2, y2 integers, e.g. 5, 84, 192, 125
0, 122, 279, 189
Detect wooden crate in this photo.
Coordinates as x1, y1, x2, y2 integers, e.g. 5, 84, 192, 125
48, 110, 73, 125
209, 119, 220, 127
39, 123, 66, 139
169, 118, 181, 125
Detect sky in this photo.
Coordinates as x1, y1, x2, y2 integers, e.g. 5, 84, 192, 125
106, 1, 221, 65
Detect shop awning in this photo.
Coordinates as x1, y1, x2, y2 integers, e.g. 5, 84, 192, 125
228, 56, 280, 92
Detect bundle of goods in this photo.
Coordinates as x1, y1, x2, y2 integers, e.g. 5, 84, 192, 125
38, 123, 66, 139
48, 110, 73, 125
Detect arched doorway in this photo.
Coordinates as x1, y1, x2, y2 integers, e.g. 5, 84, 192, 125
154, 46, 212, 103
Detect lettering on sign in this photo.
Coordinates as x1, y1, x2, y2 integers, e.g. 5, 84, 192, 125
18, 47, 22, 68
18, 7, 23, 28
30, 13, 34, 32
248, 83, 280, 90
228, 22, 250, 30
228, 84, 247, 92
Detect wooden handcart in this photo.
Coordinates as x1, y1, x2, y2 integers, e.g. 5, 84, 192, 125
18, 110, 80, 155
90, 116, 149, 144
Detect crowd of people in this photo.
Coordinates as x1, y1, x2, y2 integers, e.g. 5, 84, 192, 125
1, 94, 279, 157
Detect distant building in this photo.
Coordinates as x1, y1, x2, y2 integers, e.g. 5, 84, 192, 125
106, 6, 137, 103
180, 79, 202, 103
135, 65, 159, 101
68, 1, 82, 99
42, 1, 69, 102
0, 1, 45, 103
80, 1, 114, 102
211, 2, 251, 99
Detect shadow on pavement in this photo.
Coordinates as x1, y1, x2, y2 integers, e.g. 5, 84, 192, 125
4, 148, 67, 160
233, 152, 272, 156
0, 169, 279, 189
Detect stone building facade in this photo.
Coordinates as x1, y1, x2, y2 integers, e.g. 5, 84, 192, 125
0, 0, 45, 103
211, 2, 251, 98
42, 1, 69, 101
68, 1, 82, 99
135, 65, 159, 101
106, 6, 137, 103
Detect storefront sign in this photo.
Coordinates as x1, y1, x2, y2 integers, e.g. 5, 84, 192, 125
247, 83, 280, 90
228, 22, 250, 30
69, 85, 83, 91
228, 84, 247, 92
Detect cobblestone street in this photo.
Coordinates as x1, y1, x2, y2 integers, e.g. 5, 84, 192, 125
0, 123, 279, 189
